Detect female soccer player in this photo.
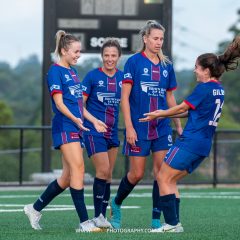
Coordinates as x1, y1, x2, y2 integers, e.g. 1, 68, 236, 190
139, 35, 240, 232
82, 38, 123, 228
24, 30, 107, 232
110, 20, 182, 229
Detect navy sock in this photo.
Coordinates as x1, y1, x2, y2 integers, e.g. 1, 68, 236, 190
33, 179, 64, 212
70, 187, 88, 223
152, 180, 161, 220
176, 198, 180, 222
115, 175, 135, 205
102, 182, 111, 217
159, 194, 178, 226
93, 177, 107, 217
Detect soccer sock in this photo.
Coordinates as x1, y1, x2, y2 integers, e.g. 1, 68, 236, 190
152, 180, 161, 220
102, 182, 111, 217
93, 177, 107, 217
33, 179, 65, 212
70, 187, 88, 223
176, 198, 180, 222
159, 194, 178, 226
115, 175, 135, 205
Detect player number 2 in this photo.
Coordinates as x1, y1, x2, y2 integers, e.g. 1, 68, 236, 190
209, 98, 224, 127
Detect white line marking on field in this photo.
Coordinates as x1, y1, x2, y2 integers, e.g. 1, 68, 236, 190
0, 205, 140, 213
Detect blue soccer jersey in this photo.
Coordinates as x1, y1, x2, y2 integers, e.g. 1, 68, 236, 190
47, 64, 84, 134
123, 52, 177, 140
176, 80, 224, 156
82, 68, 123, 139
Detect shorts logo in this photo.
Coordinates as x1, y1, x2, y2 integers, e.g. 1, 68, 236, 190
119, 81, 122, 88
130, 146, 141, 153
168, 135, 172, 142
163, 70, 168, 78
70, 132, 80, 139
82, 85, 87, 91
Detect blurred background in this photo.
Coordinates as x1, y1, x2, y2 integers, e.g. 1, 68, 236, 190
0, 0, 240, 186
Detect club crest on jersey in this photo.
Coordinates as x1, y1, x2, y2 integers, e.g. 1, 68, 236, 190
163, 70, 168, 78
142, 68, 150, 76
98, 80, 105, 87
65, 74, 72, 82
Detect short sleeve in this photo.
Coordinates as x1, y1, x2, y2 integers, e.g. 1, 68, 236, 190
123, 57, 135, 85
167, 64, 177, 91
47, 66, 62, 96
184, 83, 208, 109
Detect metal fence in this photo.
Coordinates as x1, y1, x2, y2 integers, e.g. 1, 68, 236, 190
0, 125, 240, 186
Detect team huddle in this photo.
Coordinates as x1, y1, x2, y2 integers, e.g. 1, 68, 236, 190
23, 20, 240, 233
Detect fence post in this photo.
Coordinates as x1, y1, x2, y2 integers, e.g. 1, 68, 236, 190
19, 128, 24, 185
213, 132, 218, 188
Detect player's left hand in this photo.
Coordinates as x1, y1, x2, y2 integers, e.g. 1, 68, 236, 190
139, 110, 162, 122
93, 119, 108, 133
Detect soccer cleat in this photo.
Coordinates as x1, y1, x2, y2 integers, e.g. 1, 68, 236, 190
92, 213, 112, 228
151, 222, 184, 233
24, 204, 42, 230
110, 197, 121, 229
76, 220, 102, 232
151, 219, 161, 229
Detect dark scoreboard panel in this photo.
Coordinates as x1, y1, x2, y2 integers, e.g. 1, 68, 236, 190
44, 0, 172, 54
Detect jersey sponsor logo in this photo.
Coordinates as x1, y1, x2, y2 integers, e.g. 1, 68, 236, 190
142, 68, 150, 76
98, 80, 105, 87
124, 73, 132, 79
70, 132, 80, 139
50, 84, 60, 91
140, 81, 166, 97
68, 84, 82, 98
64, 74, 72, 82
163, 70, 168, 78
130, 146, 141, 153
96, 92, 120, 106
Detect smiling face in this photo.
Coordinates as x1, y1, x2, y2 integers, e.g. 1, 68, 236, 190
61, 41, 81, 67
194, 61, 210, 82
143, 28, 164, 54
102, 46, 120, 73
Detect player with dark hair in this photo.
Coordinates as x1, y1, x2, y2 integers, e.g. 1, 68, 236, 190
24, 30, 106, 232
82, 38, 123, 229
110, 20, 182, 229
139, 35, 240, 232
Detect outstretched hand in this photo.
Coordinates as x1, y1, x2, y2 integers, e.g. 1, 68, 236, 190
93, 119, 108, 133
139, 110, 162, 122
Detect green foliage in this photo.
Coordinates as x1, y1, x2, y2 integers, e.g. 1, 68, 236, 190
0, 101, 13, 124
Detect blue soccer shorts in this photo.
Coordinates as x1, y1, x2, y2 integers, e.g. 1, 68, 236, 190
164, 146, 205, 173
122, 134, 173, 157
52, 131, 85, 150
84, 135, 120, 157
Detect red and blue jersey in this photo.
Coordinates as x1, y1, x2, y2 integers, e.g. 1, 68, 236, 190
82, 68, 123, 139
47, 64, 83, 134
123, 52, 177, 140
176, 80, 225, 156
